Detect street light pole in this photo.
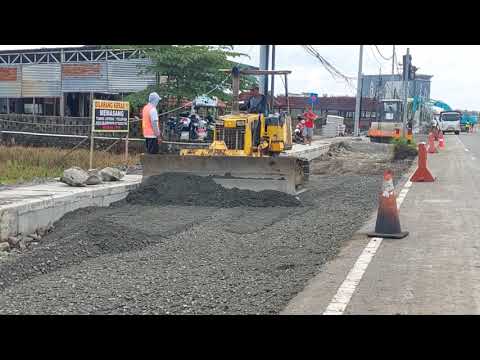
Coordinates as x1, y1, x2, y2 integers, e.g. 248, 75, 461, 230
392, 45, 395, 75
402, 48, 410, 138
354, 45, 364, 137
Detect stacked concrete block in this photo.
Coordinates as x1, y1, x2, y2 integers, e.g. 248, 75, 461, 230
321, 115, 345, 138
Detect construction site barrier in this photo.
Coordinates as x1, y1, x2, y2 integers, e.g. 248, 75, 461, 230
411, 143, 435, 182
368, 170, 409, 239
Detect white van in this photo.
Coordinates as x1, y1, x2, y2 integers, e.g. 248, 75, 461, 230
439, 111, 461, 135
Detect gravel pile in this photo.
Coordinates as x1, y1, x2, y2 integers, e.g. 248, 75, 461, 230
126, 173, 301, 208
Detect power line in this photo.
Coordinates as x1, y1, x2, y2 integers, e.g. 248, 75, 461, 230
374, 45, 393, 61
369, 45, 383, 67
301, 45, 356, 90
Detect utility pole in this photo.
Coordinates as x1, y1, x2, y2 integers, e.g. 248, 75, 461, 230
270, 45, 276, 112
259, 45, 270, 97
392, 45, 395, 75
354, 45, 364, 137
402, 48, 411, 138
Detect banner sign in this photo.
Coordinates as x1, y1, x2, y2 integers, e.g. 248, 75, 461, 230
194, 95, 218, 107
92, 100, 129, 133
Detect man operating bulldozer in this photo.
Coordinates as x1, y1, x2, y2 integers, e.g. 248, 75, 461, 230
142, 92, 162, 154
245, 86, 267, 114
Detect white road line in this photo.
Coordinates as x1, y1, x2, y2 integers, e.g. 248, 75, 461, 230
456, 135, 469, 151
323, 179, 412, 315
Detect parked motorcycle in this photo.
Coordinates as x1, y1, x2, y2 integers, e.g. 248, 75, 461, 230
166, 117, 178, 141
178, 113, 192, 141
293, 127, 304, 144
293, 121, 305, 144
205, 115, 215, 142
189, 114, 201, 141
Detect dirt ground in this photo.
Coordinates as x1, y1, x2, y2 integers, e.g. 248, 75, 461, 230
0, 139, 414, 315
311, 140, 413, 181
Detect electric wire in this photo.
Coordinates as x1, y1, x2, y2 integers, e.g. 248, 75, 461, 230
374, 45, 393, 61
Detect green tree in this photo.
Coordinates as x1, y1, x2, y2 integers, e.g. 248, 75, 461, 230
114, 45, 257, 113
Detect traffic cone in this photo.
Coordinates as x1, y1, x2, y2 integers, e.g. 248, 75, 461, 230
427, 132, 437, 154
411, 143, 435, 182
438, 131, 445, 149
433, 129, 439, 141
368, 170, 409, 239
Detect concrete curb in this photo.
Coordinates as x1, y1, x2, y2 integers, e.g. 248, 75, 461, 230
282, 142, 331, 161
0, 175, 141, 241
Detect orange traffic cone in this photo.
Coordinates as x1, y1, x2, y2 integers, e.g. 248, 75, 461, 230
411, 143, 435, 182
438, 132, 445, 149
427, 132, 437, 154
368, 170, 409, 239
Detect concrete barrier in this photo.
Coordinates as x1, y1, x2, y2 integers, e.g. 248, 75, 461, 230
0, 175, 141, 241
281, 141, 331, 161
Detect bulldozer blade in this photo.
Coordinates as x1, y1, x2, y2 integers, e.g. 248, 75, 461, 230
141, 154, 307, 195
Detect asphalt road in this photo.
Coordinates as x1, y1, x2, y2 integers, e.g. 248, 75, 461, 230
284, 131, 480, 314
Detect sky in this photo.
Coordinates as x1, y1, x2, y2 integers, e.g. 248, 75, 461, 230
232, 45, 479, 111
0, 45, 477, 110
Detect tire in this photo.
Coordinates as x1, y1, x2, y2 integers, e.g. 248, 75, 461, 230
455, 131, 460, 135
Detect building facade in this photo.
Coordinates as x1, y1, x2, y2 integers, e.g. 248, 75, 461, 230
274, 95, 379, 132
0, 46, 158, 117
361, 74, 433, 101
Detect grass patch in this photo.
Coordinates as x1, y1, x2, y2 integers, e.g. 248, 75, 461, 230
390, 137, 418, 160
0, 146, 140, 185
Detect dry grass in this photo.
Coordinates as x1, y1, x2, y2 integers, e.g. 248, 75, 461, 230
0, 146, 140, 185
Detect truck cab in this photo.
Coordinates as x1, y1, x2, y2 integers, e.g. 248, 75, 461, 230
439, 111, 461, 135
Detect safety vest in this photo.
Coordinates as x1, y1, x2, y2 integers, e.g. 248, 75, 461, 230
142, 103, 155, 138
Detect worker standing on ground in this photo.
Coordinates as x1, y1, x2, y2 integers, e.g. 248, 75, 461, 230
246, 86, 267, 114
142, 92, 162, 154
303, 107, 317, 145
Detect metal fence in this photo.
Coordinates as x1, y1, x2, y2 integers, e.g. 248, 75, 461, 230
0, 114, 143, 138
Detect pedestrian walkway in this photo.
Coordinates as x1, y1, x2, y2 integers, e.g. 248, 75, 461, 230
0, 175, 142, 241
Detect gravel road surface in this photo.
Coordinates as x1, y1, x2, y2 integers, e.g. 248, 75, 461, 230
0, 141, 413, 314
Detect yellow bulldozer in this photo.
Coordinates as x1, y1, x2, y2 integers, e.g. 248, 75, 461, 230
141, 67, 308, 194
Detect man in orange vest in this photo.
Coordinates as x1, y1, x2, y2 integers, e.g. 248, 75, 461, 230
142, 92, 162, 154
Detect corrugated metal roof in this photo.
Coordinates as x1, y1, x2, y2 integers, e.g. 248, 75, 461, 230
22, 63, 61, 97
108, 59, 156, 93
0, 65, 21, 97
